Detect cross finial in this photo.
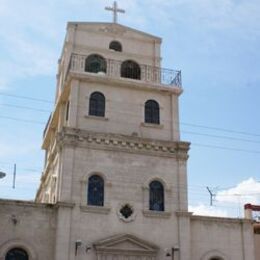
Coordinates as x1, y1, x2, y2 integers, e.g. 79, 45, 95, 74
105, 1, 125, 23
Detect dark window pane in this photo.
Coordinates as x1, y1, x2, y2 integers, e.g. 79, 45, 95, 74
145, 100, 160, 124
85, 54, 107, 73
89, 92, 105, 117
87, 175, 104, 206
6, 248, 29, 260
121, 60, 141, 80
65, 101, 70, 121
109, 41, 122, 52
149, 181, 164, 211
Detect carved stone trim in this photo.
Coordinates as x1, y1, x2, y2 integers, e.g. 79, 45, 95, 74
57, 127, 190, 159
80, 205, 111, 214
93, 233, 159, 257
143, 210, 171, 218
117, 203, 137, 223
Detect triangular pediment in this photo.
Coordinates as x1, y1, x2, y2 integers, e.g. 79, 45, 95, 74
94, 233, 159, 254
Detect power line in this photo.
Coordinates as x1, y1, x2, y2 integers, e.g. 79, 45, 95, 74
0, 92, 53, 104
0, 114, 259, 154
181, 122, 260, 138
0, 115, 45, 125
0, 91, 259, 139
182, 130, 260, 144
192, 143, 260, 154
0, 103, 51, 113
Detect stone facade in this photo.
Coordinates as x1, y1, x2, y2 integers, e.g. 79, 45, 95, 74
0, 22, 256, 260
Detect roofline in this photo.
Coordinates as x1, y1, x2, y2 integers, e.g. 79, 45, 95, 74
66, 22, 162, 42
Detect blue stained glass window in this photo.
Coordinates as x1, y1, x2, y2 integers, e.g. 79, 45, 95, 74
149, 181, 164, 211
87, 175, 104, 206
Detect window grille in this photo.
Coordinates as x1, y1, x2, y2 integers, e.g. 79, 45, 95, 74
109, 41, 122, 52
87, 175, 104, 206
121, 60, 141, 80
149, 181, 164, 211
145, 100, 160, 124
89, 92, 105, 117
85, 54, 107, 73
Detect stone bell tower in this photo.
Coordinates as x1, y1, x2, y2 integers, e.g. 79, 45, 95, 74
36, 5, 191, 260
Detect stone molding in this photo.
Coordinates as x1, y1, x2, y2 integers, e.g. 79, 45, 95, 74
191, 215, 252, 224
0, 199, 53, 209
200, 250, 229, 260
80, 205, 111, 214
0, 239, 38, 260
57, 127, 190, 159
67, 72, 182, 96
175, 211, 193, 217
143, 210, 171, 218
54, 201, 75, 209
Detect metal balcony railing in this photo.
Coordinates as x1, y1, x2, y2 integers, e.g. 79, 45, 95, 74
68, 53, 182, 88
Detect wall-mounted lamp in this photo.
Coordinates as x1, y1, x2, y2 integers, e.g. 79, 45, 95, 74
165, 247, 180, 260
85, 245, 92, 253
75, 240, 82, 256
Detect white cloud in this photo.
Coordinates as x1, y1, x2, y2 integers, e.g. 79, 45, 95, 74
189, 204, 229, 217
189, 178, 260, 218
216, 178, 260, 205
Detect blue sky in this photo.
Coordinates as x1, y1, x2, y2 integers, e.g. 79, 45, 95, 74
0, 0, 259, 217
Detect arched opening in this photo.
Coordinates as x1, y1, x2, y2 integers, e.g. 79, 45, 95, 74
5, 248, 29, 260
89, 92, 105, 117
85, 54, 107, 74
121, 60, 141, 80
109, 41, 122, 52
87, 175, 104, 206
145, 100, 160, 124
149, 180, 164, 211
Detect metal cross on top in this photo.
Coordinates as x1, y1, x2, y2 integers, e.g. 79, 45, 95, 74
105, 1, 125, 24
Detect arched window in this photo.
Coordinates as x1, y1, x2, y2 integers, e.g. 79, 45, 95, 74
85, 54, 107, 74
87, 175, 104, 206
5, 248, 29, 260
149, 181, 164, 211
121, 60, 141, 80
145, 100, 160, 124
109, 41, 122, 52
89, 92, 105, 117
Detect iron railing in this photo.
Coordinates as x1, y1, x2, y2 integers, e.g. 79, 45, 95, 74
68, 53, 182, 88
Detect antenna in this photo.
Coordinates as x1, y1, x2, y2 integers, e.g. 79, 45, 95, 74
12, 164, 16, 189
206, 186, 216, 206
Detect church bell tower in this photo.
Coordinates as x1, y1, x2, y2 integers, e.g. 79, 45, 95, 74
36, 3, 191, 260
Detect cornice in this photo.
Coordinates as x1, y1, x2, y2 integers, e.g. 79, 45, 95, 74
57, 127, 190, 159
67, 72, 183, 96
191, 215, 252, 224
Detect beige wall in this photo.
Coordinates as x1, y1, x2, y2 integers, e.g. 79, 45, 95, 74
191, 216, 255, 260
0, 200, 55, 260
255, 234, 260, 260
65, 80, 180, 142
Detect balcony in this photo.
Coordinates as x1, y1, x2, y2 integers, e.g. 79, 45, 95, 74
67, 53, 182, 88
